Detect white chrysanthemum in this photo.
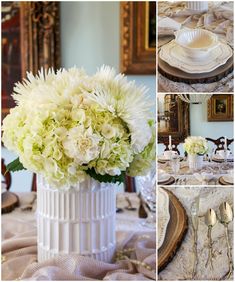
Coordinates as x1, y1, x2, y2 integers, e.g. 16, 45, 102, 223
2, 66, 154, 187
89, 65, 154, 153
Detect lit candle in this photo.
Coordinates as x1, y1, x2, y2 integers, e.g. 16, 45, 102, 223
169, 135, 172, 150
224, 136, 227, 151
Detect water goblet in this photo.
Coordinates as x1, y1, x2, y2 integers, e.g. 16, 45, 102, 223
136, 166, 156, 229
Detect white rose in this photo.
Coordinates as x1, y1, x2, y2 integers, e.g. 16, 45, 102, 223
101, 124, 116, 139
63, 125, 101, 165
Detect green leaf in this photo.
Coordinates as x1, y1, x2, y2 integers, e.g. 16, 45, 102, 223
6, 157, 26, 173
86, 168, 125, 184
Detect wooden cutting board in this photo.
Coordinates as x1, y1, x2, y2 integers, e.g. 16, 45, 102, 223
158, 55, 233, 84
2, 191, 19, 214
158, 188, 188, 272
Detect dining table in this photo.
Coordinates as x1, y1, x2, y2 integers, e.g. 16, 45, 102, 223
2, 192, 156, 281
158, 1, 234, 93
158, 159, 234, 185
158, 186, 234, 280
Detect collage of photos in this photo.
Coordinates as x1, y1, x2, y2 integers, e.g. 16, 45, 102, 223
157, 1, 234, 281
0, 1, 234, 282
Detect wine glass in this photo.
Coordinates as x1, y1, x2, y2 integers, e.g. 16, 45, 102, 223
170, 156, 180, 179
136, 165, 156, 229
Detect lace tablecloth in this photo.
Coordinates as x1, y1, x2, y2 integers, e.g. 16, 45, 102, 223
158, 1, 234, 92
158, 160, 234, 185
2, 192, 156, 281
158, 186, 234, 280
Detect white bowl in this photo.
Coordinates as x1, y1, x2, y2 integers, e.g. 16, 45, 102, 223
217, 150, 231, 159
174, 29, 218, 59
163, 150, 178, 159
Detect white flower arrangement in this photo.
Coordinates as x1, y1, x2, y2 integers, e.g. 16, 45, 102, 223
2, 66, 155, 187
183, 136, 208, 155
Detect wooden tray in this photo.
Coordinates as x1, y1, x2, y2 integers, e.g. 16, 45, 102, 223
2, 191, 19, 214
158, 189, 188, 272
158, 176, 175, 186
158, 55, 233, 84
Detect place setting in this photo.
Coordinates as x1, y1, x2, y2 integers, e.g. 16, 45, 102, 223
158, 1, 234, 92
158, 186, 234, 281
158, 132, 234, 186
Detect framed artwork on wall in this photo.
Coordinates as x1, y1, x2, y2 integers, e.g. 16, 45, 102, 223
207, 94, 234, 122
158, 94, 190, 145
1, 2, 60, 121
120, 1, 156, 74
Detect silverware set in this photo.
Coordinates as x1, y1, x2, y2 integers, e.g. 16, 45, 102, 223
175, 178, 187, 185
191, 198, 234, 280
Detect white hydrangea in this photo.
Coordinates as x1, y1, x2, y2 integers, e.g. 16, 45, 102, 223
2, 67, 155, 187
183, 136, 208, 155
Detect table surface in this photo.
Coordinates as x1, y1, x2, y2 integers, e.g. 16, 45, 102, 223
158, 1, 234, 93
2, 192, 156, 281
158, 186, 234, 281
158, 160, 234, 185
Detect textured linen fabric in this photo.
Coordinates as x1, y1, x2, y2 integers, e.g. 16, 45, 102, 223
2, 193, 156, 281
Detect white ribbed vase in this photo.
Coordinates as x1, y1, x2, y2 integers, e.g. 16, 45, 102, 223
186, 1, 208, 12
37, 175, 116, 263
188, 154, 204, 171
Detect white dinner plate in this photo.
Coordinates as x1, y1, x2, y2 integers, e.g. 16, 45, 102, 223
222, 175, 234, 184
158, 173, 171, 183
158, 155, 171, 162
212, 154, 233, 162
159, 40, 233, 74
158, 188, 170, 249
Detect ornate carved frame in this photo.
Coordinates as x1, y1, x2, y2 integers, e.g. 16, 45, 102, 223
207, 94, 233, 122
20, 2, 60, 76
158, 94, 190, 144
2, 2, 60, 120
120, 1, 156, 74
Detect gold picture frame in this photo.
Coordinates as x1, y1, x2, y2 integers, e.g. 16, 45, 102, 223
120, 1, 156, 74
207, 94, 234, 121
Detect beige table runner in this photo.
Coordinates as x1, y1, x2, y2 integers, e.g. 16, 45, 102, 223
2, 193, 156, 281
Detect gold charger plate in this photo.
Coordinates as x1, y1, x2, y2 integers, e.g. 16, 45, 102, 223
158, 188, 188, 272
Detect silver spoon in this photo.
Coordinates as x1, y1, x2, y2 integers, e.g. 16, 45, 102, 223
205, 208, 217, 270
219, 202, 234, 279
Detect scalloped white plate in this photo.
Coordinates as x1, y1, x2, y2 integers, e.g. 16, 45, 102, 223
222, 175, 234, 184
160, 40, 233, 74
158, 188, 170, 249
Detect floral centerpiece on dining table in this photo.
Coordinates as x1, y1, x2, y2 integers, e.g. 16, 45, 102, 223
183, 136, 208, 170
2, 66, 155, 262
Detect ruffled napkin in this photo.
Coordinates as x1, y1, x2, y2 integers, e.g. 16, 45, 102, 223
193, 172, 214, 184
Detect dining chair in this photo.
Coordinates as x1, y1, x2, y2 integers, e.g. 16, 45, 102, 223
206, 137, 234, 152
1, 158, 12, 190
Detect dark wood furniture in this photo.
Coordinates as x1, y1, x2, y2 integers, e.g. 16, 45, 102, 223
158, 94, 190, 144
1, 158, 12, 191
206, 137, 234, 152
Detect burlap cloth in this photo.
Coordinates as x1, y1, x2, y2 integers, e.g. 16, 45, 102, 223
1, 193, 156, 281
